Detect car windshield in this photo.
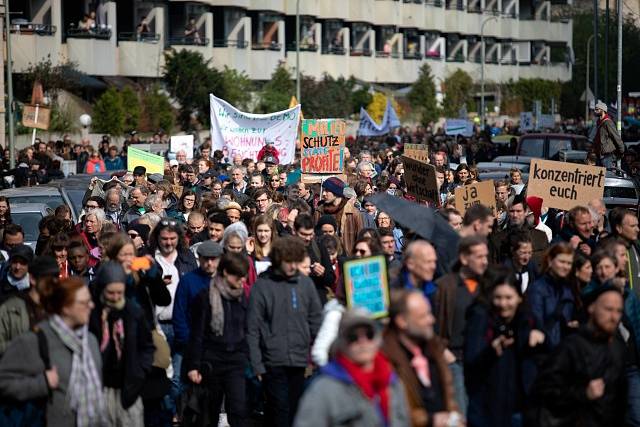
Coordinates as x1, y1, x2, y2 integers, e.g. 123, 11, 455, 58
7, 195, 64, 211
548, 138, 573, 160
65, 189, 86, 218
11, 211, 44, 242
519, 138, 544, 157
604, 186, 639, 200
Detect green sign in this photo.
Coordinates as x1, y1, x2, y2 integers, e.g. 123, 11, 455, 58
127, 146, 165, 175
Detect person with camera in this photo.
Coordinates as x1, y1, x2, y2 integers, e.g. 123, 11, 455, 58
184, 252, 250, 427
464, 267, 545, 427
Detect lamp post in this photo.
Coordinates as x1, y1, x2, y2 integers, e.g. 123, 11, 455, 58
5, 0, 15, 168
617, 0, 622, 132
585, 34, 595, 121
79, 114, 92, 140
480, 15, 498, 128
295, 0, 301, 104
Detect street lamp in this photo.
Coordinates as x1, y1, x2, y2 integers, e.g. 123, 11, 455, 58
295, 0, 301, 104
79, 114, 92, 139
480, 15, 498, 128
585, 34, 595, 121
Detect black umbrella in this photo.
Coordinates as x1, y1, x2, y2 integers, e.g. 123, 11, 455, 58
366, 193, 460, 273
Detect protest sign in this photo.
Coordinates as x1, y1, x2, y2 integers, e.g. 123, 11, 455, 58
445, 119, 473, 137
520, 112, 534, 131
22, 105, 51, 130
127, 146, 165, 175
404, 143, 429, 163
209, 94, 301, 164
343, 255, 389, 319
357, 99, 401, 136
527, 159, 605, 211
300, 173, 347, 184
301, 119, 346, 174
402, 156, 439, 203
455, 180, 496, 216
538, 114, 555, 129
170, 135, 194, 159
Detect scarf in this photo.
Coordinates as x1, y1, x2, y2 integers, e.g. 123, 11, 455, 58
7, 272, 30, 291
99, 296, 126, 359
49, 315, 106, 427
209, 275, 244, 336
337, 352, 393, 423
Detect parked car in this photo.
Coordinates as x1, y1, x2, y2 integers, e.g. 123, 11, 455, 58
10, 203, 53, 248
0, 187, 75, 222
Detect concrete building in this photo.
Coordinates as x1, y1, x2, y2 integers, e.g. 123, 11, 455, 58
10, 0, 572, 86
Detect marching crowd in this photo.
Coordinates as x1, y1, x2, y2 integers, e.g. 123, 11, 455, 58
0, 128, 638, 427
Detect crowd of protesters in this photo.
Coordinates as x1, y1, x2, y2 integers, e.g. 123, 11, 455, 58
0, 121, 637, 427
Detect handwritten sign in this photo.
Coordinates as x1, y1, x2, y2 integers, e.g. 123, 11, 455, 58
527, 159, 605, 211
455, 180, 496, 216
127, 146, 165, 175
343, 255, 389, 319
22, 105, 51, 130
402, 156, 439, 203
209, 94, 301, 165
301, 119, 346, 174
404, 143, 429, 163
170, 135, 194, 159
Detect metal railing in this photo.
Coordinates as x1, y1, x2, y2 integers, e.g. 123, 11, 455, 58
213, 39, 248, 48
375, 50, 401, 58
251, 42, 282, 51
350, 48, 372, 56
168, 36, 209, 46
67, 26, 112, 40
10, 23, 56, 35
403, 51, 423, 59
118, 32, 160, 42
322, 45, 346, 55
286, 42, 318, 52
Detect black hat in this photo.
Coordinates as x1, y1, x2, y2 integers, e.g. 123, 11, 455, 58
263, 155, 278, 165
128, 222, 151, 243
148, 173, 164, 183
132, 166, 146, 176
9, 244, 34, 264
582, 284, 623, 307
94, 261, 127, 290
316, 215, 338, 232
29, 256, 60, 278
197, 240, 224, 258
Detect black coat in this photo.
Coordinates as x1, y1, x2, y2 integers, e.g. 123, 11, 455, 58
524, 325, 627, 427
88, 299, 155, 409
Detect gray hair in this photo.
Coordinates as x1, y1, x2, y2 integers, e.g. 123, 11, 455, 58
144, 193, 166, 211
222, 221, 248, 247
84, 208, 106, 224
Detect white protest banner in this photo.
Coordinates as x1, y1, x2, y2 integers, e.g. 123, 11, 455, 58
445, 119, 474, 137
357, 99, 401, 137
527, 159, 606, 211
520, 112, 534, 130
170, 135, 194, 159
209, 94, 301, 165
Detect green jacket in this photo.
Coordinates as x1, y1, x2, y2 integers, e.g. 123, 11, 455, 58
0, 294, 31, 356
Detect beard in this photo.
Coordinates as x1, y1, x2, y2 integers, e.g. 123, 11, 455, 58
406, 324, 433, 343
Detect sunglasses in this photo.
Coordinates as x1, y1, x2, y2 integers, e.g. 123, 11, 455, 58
346, 326, 375, 344
85, 204, 99, 209
128, 233, 139, 239
160, 219, 178, 227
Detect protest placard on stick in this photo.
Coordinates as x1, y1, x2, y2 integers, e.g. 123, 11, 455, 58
127, 147, 165, 175
404, 143, 429, 163
527, 159, 605, 211
402, 156, 439, 204
301, 119, 346, 174
455, 180, 496, 216
343, 255, 389, 319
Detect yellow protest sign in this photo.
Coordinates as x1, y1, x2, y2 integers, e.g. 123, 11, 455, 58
404, 143, 429, 163
127, 146, 165, 175
527, 159, 605, 211
455, 180, 496, 216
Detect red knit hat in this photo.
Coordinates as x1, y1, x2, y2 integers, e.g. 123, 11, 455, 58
526, 196, 543, 226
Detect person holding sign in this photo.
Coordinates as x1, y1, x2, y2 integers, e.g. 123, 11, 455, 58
593, 101, 625, 169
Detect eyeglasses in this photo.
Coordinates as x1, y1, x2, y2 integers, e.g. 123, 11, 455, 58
346, 326, 375, 344
256, 197, 269, 203
85, 204, 99, 209
184, 198, 196, 203
354, 248, 369, 255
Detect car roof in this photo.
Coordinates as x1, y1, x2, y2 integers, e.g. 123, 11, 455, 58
0, 186, 62, 197
9, 203, 51, 213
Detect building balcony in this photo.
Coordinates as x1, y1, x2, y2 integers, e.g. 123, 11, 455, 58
10, 26, 61, 72
213, 39, 249, 48
286, 42, 319, 52
251, 41, 282, 51
118, 32, 160, 43
119, 35, 164, 78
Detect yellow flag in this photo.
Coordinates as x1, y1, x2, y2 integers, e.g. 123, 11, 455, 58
290, 96, 303, 148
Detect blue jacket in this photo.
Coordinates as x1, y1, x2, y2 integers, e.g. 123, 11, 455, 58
104, 156, 124, 171
172, 267, 211, 347
527, 273, 575, 350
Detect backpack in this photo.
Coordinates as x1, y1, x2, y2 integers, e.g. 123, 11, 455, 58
0, 328, 50, 427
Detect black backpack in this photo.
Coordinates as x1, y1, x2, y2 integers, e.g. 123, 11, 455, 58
0, 328, 50, 427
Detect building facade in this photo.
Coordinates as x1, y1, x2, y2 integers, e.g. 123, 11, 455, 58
11, 0, 572, 86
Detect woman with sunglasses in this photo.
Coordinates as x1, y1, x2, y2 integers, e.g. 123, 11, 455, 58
84, 150, 106, 174
295, 310, 410, 427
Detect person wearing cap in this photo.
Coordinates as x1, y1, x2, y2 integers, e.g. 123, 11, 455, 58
314, 177, 365, 256
0, 254, 56, 356
294, 309, 410, 427
526, 284, 627, 427
127, 222, 151, 256
593, 100, 624, 169
89, 261, 154, 426
146, 173, 164, 193
183, 252, 251, 426
0, 244, 34, 297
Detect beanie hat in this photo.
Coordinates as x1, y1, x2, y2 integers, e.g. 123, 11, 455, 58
128, 222, 151, 243
94, 261, 127, 290
526, 196, 543, 226
322, 177, 346, 198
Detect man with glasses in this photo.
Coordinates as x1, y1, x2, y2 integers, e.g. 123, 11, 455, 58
253, 188, 273, 215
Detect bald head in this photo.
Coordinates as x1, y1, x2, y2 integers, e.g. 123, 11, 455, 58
404, 240, 437, 284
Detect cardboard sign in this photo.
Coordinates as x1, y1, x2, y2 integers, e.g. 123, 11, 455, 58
301, 119, 346, 173
22, 105, 51, 130
402, 156, 439, 203
455, 180, 496, 216
170, 135, 194, 159
527, 159, 605, 211
404, 143, 429, 163
343, 255, 389, 319
127, 146, 165, 175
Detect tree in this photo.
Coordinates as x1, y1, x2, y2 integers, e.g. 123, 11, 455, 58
120, 86, 141, 132
49, 102, 78, 133
502, 78, 561, 114
19, 57, 80, 100
407, 64, 439, 125
163, 49, 224, 130
300, 74, 371, 119
221, 67, 253, 111
442, 69, 473, 117
92, 87, 125, 136
142, 84, 175, 133
257, 65, 294, 113
366, 92, 402, 123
